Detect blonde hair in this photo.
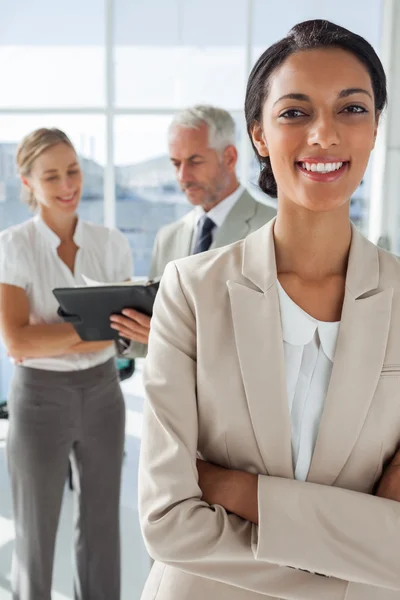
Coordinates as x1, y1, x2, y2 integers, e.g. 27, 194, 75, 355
16, 128, 76, 211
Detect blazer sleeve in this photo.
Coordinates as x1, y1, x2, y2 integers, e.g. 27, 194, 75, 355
254, 475, 400, 590
138, 261, 348, 599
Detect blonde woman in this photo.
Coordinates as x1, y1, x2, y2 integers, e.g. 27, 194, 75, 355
139, 20, 400, 600
0, 129, 132, 600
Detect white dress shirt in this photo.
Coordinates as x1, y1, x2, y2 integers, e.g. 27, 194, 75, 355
277, 281, 340, 481
191, 184, 244, 253
0, 216, 133, 372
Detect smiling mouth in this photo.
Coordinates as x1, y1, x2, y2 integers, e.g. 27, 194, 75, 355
296, 160, 349, 180
57, 192, 77, 203
298, 161, 348, 173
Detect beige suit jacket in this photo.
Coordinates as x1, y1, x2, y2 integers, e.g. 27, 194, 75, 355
129, 189, 276, 357
139, 218, 400, 600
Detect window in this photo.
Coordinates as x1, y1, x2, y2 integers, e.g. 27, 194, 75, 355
115, 115, 190, 276
115, 0, 247, 109
0, 0, 105, 108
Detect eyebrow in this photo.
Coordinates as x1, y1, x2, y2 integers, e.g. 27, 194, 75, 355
273, 88, 373, 106
338, 88, 373, 100
170, 154, 204, 162
43, 161, 79, 174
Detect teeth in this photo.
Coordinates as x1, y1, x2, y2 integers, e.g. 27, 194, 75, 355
301, 162, 344, 173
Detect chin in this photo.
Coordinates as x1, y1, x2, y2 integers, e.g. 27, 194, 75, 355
186, 195, 205, 206
294, 186, 349, 212
302, 199, 348, 214
56, 202, 79, 214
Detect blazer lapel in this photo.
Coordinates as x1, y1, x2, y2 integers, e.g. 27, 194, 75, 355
175, 211, 196, 258
228, 220, 294, 478
307, 227, 393, 485
211, 190, 255, 248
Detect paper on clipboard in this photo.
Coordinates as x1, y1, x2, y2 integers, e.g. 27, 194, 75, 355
80, 274, 147, 287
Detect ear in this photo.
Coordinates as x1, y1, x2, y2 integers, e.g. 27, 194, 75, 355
222, 145, 238, 171
251, 122, 269, 157
20, 175, 31, 190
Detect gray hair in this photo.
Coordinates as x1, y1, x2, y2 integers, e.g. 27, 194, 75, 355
168, 105, 236, 153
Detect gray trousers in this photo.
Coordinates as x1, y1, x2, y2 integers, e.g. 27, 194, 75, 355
7, 359, 125, 600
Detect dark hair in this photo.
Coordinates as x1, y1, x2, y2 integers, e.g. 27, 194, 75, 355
245, 19, 387, 198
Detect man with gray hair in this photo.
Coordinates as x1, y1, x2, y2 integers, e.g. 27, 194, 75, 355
110, 104, 276, 354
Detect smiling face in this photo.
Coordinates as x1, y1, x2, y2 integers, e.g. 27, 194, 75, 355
251, 47, 379, 214
24, 142, 82, 217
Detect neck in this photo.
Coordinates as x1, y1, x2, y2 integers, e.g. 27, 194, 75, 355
202, 178, 240, 212
39, 208, 78, 243
274, 202, 352, 281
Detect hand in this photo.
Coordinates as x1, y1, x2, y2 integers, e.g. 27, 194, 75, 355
196, 459, 258, 523
375, 447, 400, 501
196, 459, 231, 507
110, 309, 151, 345
7, 351, 23, 364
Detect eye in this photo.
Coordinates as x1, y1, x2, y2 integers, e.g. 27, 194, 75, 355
46, 176, 58, 181
342, 104, 368, 114
68, 169, 80, 176
279, 109, 307, 119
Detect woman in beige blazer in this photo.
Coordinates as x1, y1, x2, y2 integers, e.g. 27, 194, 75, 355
139, 19, 400, 600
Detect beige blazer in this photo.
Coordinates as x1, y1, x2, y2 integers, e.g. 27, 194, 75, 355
129, 189, 276, 358
139, 218, 400, 600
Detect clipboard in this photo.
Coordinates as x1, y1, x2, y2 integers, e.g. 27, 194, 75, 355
52, 281, 159, 341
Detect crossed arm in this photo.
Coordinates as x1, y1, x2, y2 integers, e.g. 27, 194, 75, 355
0, 283, 112, 360
196, 454, 400, 588
139, 262, 400, 598
197, 451, 400, 525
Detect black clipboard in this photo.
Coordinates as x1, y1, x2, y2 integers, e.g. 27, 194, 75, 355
53, 281, 159, 341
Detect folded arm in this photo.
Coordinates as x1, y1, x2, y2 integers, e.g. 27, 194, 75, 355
0, 283, 112, 359
252, 473, 400, 590
139, 262, 347, 599
196, 414, 400, 590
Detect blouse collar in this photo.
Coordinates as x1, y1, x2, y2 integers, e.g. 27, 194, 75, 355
277, 280, 340, 362
34, 214, 83, 248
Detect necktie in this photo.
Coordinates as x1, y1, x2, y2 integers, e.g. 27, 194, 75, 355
192, 216, 216, 254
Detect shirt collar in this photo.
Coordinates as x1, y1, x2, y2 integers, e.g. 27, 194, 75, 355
34, 215, 84, 248
194, 183, 244, 229
277, 280, 340, 362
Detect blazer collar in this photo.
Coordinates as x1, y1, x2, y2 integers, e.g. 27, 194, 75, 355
229, 218, 393, 483
212, 189, 257, 249
241, 218, 380, 299
179, 189, 258, 254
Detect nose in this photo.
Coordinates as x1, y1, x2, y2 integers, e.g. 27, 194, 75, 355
60, 176, 74, 192
307, 112, 340, 149
177, 162, 192, 185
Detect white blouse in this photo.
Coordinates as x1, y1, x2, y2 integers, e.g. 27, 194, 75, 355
277, 281, 340, 481
0, 216, 133, 372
